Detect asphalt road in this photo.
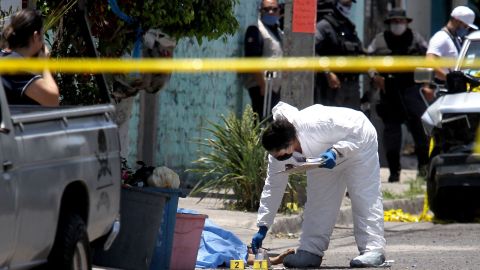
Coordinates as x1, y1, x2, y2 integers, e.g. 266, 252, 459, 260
264, 222, 480, 270
94, 222, 479, 270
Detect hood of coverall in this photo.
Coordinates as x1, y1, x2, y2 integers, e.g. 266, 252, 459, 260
272, 101, 299, 123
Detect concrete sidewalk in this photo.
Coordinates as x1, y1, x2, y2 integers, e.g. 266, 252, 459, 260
178, 168, 425, 248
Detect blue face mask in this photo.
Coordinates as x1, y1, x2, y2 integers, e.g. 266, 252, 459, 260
456, 26, 469, 38
261, 14, 279, 26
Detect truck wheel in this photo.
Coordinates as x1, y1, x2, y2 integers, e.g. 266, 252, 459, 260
48, 213, 92, 270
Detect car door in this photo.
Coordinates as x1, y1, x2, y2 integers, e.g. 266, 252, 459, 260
0, 111, 16, 266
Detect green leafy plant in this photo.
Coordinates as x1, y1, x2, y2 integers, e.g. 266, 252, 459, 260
190, 106, 308, 212
189, 106, 308, 212
37, 0, 240, 104
190, 106, 267, 211
41, 0, 240, 57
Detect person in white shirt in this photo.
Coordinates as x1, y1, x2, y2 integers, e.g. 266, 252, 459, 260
426, 6, 478, 82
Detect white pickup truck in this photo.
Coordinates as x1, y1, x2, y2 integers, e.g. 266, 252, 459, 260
0, 80, 121, 269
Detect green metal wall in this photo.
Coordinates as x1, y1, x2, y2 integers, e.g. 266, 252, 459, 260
127, 2, 257, 185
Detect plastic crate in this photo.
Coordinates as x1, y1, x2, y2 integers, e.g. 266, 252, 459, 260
149, 188, 186, 270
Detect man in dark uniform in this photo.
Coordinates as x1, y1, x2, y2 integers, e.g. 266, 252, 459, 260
243, 0, 283, 119
367, 8, 429, 182
314, 0, 363, 110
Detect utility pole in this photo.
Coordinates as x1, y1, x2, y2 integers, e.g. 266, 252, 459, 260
281, 0, 316, 109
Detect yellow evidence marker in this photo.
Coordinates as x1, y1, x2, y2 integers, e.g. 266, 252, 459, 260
230, 259, 245, 269
253, 259, 268, 269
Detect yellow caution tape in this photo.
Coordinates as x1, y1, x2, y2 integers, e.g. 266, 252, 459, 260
475, 126, 480, 154
384, 192, 433, 222
286, 202, 299, 212
0, 56, 463, 73
428, 137, 435, 157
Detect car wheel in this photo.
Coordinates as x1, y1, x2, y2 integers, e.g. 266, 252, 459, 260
426, 169, 438, 213
48, 213, 92, 270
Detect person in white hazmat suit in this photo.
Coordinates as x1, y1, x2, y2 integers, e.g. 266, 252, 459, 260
251, 102, 386, 268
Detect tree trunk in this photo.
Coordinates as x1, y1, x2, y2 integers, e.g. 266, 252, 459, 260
115, 97, 136, 159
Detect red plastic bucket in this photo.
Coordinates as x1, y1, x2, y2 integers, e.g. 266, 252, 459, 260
170, 213, 207, 270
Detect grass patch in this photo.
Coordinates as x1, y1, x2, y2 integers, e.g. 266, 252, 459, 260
383, 177, 426, 200
403, 177, 426, 198
382, 189, 401, 200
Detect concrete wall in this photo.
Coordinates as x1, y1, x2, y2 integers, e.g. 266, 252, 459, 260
406, 0, 432, 40
0, 0, 21, 11
126, 2, 257, 185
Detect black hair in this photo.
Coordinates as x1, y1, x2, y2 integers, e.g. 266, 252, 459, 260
261, 118, 297, 152
3, 8, 43, 49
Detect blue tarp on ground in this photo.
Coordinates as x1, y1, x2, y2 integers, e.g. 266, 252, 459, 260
178, 208, 248, 268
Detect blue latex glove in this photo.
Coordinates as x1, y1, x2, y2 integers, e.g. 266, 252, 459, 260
320, 149, 337, 169
251, 225, 268, 254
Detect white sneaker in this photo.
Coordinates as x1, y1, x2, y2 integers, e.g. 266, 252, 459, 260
350, 251, 385, 268
283, 250, 322, 268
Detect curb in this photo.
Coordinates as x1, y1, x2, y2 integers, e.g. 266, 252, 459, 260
269, 196, 425, 234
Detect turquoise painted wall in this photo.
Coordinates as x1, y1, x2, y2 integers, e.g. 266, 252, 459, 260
127, 2, 257, 184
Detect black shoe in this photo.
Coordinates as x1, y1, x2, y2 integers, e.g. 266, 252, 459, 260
417, 165, 428, 179
388, 173, 400, 183
283, 250, 322, 268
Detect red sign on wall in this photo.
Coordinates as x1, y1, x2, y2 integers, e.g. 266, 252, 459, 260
292, 0, 317, 33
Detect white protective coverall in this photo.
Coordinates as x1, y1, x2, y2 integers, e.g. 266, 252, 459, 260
257, 102, 385, 257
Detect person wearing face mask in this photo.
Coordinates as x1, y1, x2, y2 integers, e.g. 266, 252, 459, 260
251, 101, 386, 268
1, 9, 59, 106
314, 0, 364, 110
426, 6, 478, 83
367, 8, 429, 182
243, 0, 283, 120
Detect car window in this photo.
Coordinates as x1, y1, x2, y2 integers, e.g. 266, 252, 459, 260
460, 40, 480, 76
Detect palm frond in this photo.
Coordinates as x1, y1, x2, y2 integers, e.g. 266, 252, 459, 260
43, 0, 78, 32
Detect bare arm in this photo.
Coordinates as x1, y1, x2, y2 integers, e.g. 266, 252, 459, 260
426, 53, 447, 81
24, 46, 60, 106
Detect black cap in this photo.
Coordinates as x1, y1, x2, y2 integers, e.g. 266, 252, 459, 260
384, 8, 412, 23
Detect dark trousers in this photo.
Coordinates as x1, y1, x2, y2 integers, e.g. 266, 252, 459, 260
248, 86, 280, 120
380, 85, 429, 175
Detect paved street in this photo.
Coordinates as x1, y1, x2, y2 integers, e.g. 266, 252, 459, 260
174, 168, 480, 269
261, 222, 480, 270
94, 222, 480, 270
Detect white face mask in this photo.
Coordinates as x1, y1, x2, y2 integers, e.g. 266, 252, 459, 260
390, 23, 407, 36
336, 2, 351, 18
